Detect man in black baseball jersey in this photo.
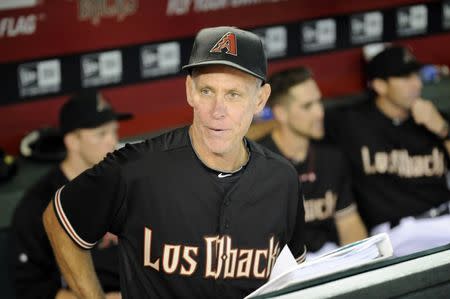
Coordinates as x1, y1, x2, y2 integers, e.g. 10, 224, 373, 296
43, 26, 306, 298
12, 90, 131, 298
258, 67, 367, 258
326, 45, 450, 255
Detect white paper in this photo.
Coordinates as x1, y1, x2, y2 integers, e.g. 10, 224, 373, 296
268, 245, 298, 281
245, 233, 393, 298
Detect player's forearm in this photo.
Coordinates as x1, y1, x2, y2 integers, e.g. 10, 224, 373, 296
43, 202, 105, 299
336, 212, 367, 245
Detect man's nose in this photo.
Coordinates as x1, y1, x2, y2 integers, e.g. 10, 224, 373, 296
211, 96, 226, 119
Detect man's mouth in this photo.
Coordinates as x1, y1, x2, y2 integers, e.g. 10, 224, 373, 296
208, 127, 228, 132
207, 127, 230, 135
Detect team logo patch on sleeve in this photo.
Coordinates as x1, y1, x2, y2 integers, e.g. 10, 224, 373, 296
210, 32, 237, 56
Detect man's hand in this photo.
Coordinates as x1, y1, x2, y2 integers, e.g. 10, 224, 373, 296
97, 232, 118, 249
411, 99, 448, 138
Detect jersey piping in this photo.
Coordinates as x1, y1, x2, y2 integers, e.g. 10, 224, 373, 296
54, 186, 97, 249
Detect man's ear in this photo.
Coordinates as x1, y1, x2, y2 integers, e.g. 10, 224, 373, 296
63, 132, 79, 153
371, 78, 388, 96
254, 83, 271, 114
272, 103, 288, 125
186, 75, 194, 108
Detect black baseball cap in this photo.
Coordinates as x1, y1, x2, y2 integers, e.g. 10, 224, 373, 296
182, 26, 267, 83
366, 46, 423, 80
60, 90, 132, 135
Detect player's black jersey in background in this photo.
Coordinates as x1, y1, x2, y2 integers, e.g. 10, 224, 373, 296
258, 135, 355, 252
326, 100, 450, 229
54, 126, 306, 299
11, 167, 120, 299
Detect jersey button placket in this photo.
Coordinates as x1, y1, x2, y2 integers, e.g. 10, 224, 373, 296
220, 195, 232, 233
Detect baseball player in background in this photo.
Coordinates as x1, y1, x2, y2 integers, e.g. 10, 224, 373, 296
42, 26, 307, 298
258, 67, 367, 260
12, 90, 131, 299
326, 45, 450, 256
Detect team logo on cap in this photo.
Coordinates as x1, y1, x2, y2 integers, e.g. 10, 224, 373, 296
210, 32, 237, 56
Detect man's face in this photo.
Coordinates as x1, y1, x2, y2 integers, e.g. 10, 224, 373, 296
186, 65, 269, 156
280, 79, 324, 140
380, 72, 423, 110
75, 121, 119, 167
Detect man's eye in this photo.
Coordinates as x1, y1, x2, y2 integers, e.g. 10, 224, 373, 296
301, 102, 313, 110
201, 89, 211, 95
97, 130, 107, 137
229, 92, 240, 98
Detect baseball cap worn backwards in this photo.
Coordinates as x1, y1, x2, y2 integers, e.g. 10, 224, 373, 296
366, 46, 423, 80
182, 26, 267, 83
60, 90, 132, 135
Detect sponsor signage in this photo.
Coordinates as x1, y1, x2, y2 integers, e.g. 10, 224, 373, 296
350, 11, 383, 44
443, 1, 450, 30
17, 59, 61, 97
77, 0, 139, 25
396, 5, 428, 36
2, 1, 448, 104
254, 26, 287, 59
0, 0, 39, 11
0, 14, 41, 38
140, 42, 181, 78
301, 18, 336, 52
81, 50, 122, 87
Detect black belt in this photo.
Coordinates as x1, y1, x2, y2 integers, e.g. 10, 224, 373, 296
416, 201, 450, 219
388, 201, 450, 229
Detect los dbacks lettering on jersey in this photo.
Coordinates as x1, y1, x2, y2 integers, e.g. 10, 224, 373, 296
142, 228, 280, 279
54, 127, 306, 298
326, 100, 450, 229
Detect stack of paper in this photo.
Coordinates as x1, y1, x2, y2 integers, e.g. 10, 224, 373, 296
246, 233, 393, 298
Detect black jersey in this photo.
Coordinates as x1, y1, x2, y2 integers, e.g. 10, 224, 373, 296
326, 100, 450, 229
54, 126, 306, 299
258, 134, 355, 252
11, 167, 119, 299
